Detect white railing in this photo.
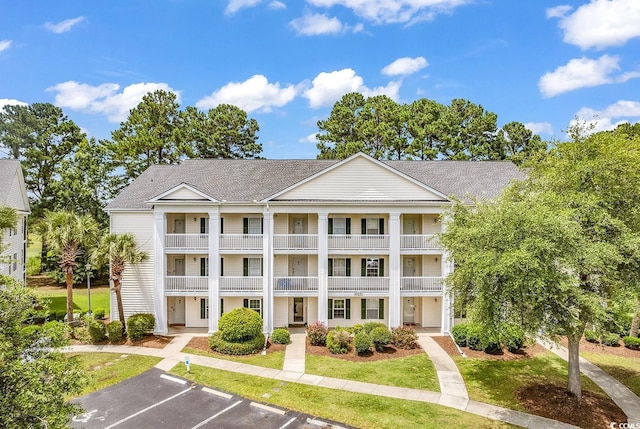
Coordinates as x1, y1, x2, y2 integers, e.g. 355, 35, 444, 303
219, 276, 263, 293
400, 277, 443, 293
328, 277, 389, 292
165, 276, 208, 293
273, 234, 318, 250
273, 277, 318, 293
400, 234, 441, 250
219, 234, 263, 250
165, 234, 209, 250
328, 235, 389, 250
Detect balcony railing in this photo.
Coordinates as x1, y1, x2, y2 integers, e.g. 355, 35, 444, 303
165, 234, 208, 250
328, 235, 389, 250
328, 277, 389, 293
219, 276, 263, 293
400, 234, 440, 250
274, 276, 318, 294
400, 277, 443, 293
219, 234, 263, 251
273, 234, 318, 250
165, 276, 208, 293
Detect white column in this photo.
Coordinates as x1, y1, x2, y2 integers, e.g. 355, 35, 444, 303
317, 212, 329, 325
208, 210, 220, 333
388, 212, 401, 328
262, 210, 274, 333
440, 216, 453, 333
153, 212, 167, 334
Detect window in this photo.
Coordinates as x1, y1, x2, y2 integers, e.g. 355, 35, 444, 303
243, 258, 262, 276
328, 217, 350, 235
243, 217, 263, 234
200, 298, 209, 319
200, 218, 208, 234
333, 299, 345, 319
12, 253, 17, 272
361, 218, 384, 235
328, 258, 350, 276
244, 298, 262, 316
200, 258, 209, 276
362, 298, 384, 320
364, 258, 379, 277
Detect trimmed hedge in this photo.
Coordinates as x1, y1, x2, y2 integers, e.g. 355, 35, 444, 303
503, 325, 525, 353
107, 320, 124, 342
209, 332, 265, 355
306, 321, 328, 346
354, 331, 371, 355
94, 308, 106, 320
391, 326, 418, 349
327, 329, 351, 354
370, 326, 392, 352
127, 313, 155, 341
88, 319, 107, 343
451, 323, 469, 347
271, 328, 291, 345
362, 322, 387, 334
584, 329, 600, 343
623, 336, 640, 350
601, 332, 620, 347
218, 308, 263, 342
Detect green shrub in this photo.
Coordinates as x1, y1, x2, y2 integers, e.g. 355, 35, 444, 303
602, 332, 620, 347
306, 321, 328, 346
391, 326, 418, 349
127, 313, 156, 341
209, 332, 266, 355
466, 323, 483, 351
348, 324, 364, 335
354, 331, 371, 355
326, 329, 351, 354
270, 328, 290, 345
502, 325, 525, 353
584, 329, 600, 343
623, 336, 640, 350
451, 323, 469, 347
218, 308, 263, 342
87, 319, 107, 343
107, 321, 124, 342
362, 322, 387, 334
26, 256, 41, 276
370, 326, 392, 352
42, 321, 71, 347
94, 309, 106, 320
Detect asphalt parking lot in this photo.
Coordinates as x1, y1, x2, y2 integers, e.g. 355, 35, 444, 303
71, 368, 350, 429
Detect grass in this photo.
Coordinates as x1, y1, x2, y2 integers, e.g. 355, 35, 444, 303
35, 287, 111, 317
26, 232, 42, 259
306, 353, 440, 391
182, 346, 285, 370
68, 353, 162, 397
581, 351, 640, 396
454, 351, 607, 411
170, 364, 512, 429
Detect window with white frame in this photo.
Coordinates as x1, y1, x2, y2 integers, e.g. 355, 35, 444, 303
248, 258, 261, 276
366, 218, 380, 235
333, 299, 345, 319
332, 218, 346, 234
366, 258, 379, 277
331, 258, 347, 276
248, 218, 262, 234
366, 299, 379, 319
249, 299, 262, 316
200, 298, 209, 319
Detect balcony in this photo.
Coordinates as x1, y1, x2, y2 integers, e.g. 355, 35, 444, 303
273, 234, 318, 251
219, 276, 263, 295
165, 276, 208, 295
328, 277, 389, 295
400, 277, 443, 295
165, 234, 208, 251
219, 234, 263, 252
328, 235, 389, 251
400, 234, 441, 251
274, 276, 318, 295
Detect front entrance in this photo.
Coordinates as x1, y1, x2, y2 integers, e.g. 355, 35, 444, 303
292, 297, 305, 325
403, 257, 416, 276
168, 297, 185, 325
403, 297, 416, 325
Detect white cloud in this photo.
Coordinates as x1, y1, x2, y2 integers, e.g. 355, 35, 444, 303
538, 55, 639, 97
290, 13, 345, 35
524, 122, 554, 135
545, 5, 572, 19
571, 99, 640, 134
381, 56, 428, 76
47, 81, 179, 122
44, 16, 86, 34
0, 98, 28, 109
306, 0, 473, 24
0, 40, 12, 53
300, 133, 319, 144
196, 75, 297, 113
550, 0, 640, 50
225, 0, 264, 14
269, 1, 286, 10
303, 68, 401, 108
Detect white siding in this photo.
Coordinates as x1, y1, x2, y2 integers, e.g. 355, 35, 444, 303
422, 215, 442, 234
422, 256, 441, 277
161, 187, 208, 200
276, 157, 445, 201
273, 298, 288, 328
421, 297, 441, 328
110, 212, 155, 320
185, 296, 208, 328
307, 297, 318, 324
1, 214, 27, 281
327, 298, 387, 328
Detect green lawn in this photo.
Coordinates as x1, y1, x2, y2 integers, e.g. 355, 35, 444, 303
171, 364, 512, 429
454, 351, 607, 411
582, 351, 640, 396
68, 353, 162, 397
26, 232, 42, 259
306, 353, 440, 391
182, 346, 285, 370
35, 287, 111, 317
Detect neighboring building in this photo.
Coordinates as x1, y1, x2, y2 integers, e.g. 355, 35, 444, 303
0, 159, 30, 283
106, 153, 523, 335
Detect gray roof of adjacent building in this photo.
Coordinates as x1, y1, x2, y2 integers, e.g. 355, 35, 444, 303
106, 155, 525, 211
0, 159, 30, 213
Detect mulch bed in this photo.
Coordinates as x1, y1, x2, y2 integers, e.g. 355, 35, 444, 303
72, 334, 173, 349
559, 336, 640, 358
432, 335, 546, 360
306, 339, 423, 362
185, 336, 286, 356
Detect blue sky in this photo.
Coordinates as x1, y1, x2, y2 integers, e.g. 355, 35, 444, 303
1, 0, 639, 159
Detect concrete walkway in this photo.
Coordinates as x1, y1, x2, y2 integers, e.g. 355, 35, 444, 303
282, 331, 306, 373
538, 338, 640, 423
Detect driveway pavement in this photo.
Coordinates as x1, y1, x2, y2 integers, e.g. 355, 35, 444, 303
71, 368, 350, 429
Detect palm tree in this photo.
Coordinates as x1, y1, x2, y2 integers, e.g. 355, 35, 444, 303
92, 233, 147, 326
41, 211, 99, 323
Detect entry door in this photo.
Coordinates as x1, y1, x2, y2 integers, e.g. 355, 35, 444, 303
170, 297, 185, 325
291, 256, 307, 276
293, 297, 304, 323
403, 257, 416, 276
403, 218, 417, 234
403, 297, 415, 324
174, 258, 185, 276
293, 218, 305, 234
174, 219, 185, 233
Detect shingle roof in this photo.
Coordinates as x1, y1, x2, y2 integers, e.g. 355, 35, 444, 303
106, 155, 525, 210
0, 159, 30, 212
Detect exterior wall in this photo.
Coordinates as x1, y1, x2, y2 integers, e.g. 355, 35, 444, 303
1, 214, 27, 282
307, 297, 318, 323
421, 297, 442, 327
185, 296, 208, 328
274, 298, 288, 328
327, 297, 388, 328
274, 255, 318, 276
421, 256, 441, 276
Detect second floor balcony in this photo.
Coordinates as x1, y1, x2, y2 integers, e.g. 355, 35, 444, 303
328, 235, 389, 251
165, 234, 208, 251
400, 234, 441, 251
273, 234, 318, 251
328, 277, 389, 295
274, 276, 318, 295
219, 234, 263, 252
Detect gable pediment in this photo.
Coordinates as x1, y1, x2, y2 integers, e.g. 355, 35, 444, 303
147, 183, 216, 203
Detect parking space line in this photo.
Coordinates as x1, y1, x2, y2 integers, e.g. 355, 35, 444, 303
104, 387, 192, 429
278, 417, 297, 429
307, 418, 348, 429
190, 400, 243, 429
160, 374, 187, 385
202, 386, 232, 400
250, 401, 287, 415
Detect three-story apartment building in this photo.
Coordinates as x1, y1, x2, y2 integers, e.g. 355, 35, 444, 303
0, 159, 30, 283
106, 153, 523, 334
